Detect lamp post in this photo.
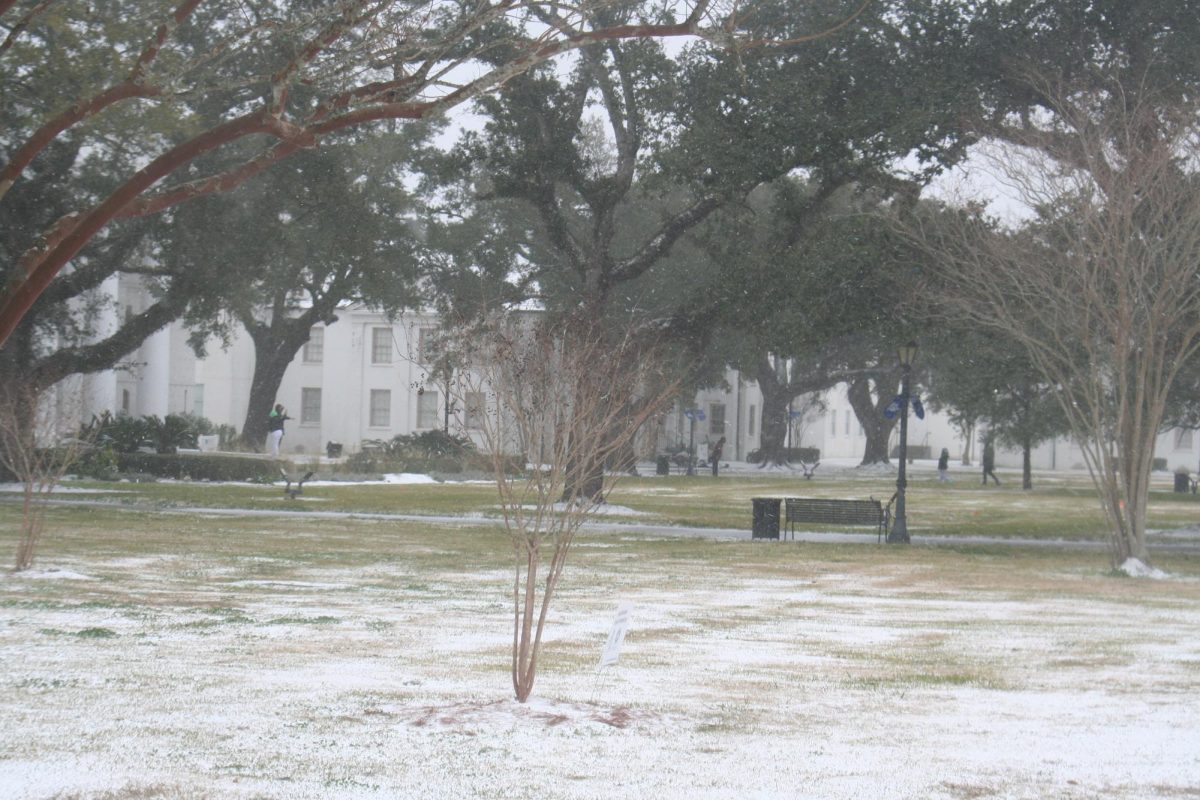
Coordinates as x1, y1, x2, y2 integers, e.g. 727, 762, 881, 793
686, 412, 697, 476
887, 341, 919, 544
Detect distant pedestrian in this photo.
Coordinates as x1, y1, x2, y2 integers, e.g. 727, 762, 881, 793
267, 403, 290, 457
710, 436, 726, 477
937, 448, 950, 482
982, 440, 1000, 485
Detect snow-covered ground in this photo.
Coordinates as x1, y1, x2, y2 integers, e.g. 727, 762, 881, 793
2, 525, 1198, 800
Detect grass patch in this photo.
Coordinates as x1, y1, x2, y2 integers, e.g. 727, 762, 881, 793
1, 480, 1198, 798
75, 627, 118, 638
38, 468, 1200, 543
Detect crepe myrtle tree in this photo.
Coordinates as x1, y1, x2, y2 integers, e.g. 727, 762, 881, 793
0, 0, 868, 349
910, 70, 1200, 566
0, 380, 94, 570
446, 309, 678, 702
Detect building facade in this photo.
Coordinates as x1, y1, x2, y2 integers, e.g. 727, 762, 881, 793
64, 287, 1200, 473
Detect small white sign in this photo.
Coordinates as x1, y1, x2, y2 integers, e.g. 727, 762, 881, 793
599, 603, 632, 668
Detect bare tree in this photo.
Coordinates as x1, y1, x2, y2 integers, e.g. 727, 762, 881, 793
0, 380, 91, 570
448, 311, 677, 702
910, 71, 1200, 566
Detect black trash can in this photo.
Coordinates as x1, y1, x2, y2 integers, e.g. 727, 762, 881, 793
1174, 471, 1191, 493
656, 455, 671, 476
752, 497, 781, 540
326, 441, 343, 458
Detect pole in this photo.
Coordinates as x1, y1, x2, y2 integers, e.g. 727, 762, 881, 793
442, 362, 451, 434
888, 363, 911, 544
687, 415, 696, 476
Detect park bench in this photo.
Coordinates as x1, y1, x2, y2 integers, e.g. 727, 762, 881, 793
784, 497, 888, 543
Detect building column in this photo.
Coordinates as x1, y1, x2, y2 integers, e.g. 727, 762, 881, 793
139, 326, 171, 418
82, 275, 121, 417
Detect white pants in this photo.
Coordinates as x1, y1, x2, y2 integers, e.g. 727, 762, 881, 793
268, 429, 284, 457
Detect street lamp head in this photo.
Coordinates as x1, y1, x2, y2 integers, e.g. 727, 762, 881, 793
897, 340, 919, 367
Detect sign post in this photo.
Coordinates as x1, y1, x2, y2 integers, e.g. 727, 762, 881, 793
599, 603, 632, 668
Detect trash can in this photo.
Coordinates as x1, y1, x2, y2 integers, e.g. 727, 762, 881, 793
656, 456, 671, 476
326, 441, 343, 458
1174, 471, 1191, 493
752, 497, 781, 540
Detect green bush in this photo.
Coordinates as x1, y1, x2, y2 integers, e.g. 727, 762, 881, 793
747, 447, 821, 463
348, 432, 479, 474
341, 448, 518, 477
78, 446, 120, 480
390, 430, 475, 458
115, 452, 277, 482
82, 412, 214, 454
143, 414, 198, 454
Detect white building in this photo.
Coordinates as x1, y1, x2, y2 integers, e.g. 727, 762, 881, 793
65, 285, 1200, 473
76, 291, 454, 455
664, 367, 1200, 475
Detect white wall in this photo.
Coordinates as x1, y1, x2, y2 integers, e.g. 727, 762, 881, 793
65, 289, 1200, 471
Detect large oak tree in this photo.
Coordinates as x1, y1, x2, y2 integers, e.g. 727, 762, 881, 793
0, 0, 852, 349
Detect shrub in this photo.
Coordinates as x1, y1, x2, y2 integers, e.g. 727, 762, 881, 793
393, 430, 474, 458
115, 452, 277, 482
143, 414, 199, 454
341, 446, 517, 477
81, 412, 150, 454
82, 412, 215, 454
747, 447, 821, 463
78, 446, 120, 480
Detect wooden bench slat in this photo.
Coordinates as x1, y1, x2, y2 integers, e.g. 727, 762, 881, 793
783, 497, 888, 541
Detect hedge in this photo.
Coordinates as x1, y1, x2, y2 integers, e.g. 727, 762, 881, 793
115, 452, 278, 482
746, 447, 821, 463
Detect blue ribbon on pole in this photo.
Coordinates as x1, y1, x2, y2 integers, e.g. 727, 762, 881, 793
883, 396, 903, 420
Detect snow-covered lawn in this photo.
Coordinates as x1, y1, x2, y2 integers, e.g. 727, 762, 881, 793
1, 508, 1199, 799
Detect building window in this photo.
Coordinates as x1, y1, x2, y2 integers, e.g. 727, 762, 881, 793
1175, 429, 1194, 450
192, 384, 204, 418
709, 403, 726, 437
369, 389, 391, 427
121, 389, 131, 414
303, 327, 324, 363
830, 410, 837, 436
417, 390, 440, 429
371, 327, 392, 364
418, 327, 440, 364
748, 405, 756, 437
465, 392, 485, 430
301, 388, 322, 424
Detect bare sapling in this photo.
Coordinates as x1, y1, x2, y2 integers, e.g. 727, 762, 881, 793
0, 381, 92, 571
906, 70, 1200, 566
447, 312, 678, 702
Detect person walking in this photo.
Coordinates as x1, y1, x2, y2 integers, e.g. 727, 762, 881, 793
709, 436, 726, 477
267, 403, 290, 457
937, 447, 950, 482
982, 440, 1000, 485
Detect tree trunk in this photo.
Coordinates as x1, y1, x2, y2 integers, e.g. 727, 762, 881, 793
846, 373, 899, 466
1022, 437, 1033, 490
239, 314, 320, 451
754, 358, 792, 466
